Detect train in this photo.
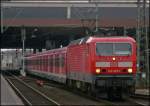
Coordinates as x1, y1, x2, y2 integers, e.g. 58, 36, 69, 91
1, 50, 22, 71
25, 36, 137, 98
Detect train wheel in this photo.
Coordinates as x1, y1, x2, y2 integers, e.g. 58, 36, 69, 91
107, 87, 122, 100
81, 82, 87, 92
76, 81, 81, 89
107, 89, 114, 100
129, 86, 135, 95
86, 84, 97, 96
118, 93, 122, 100
67, 79, 73, 88
87, 84, 92, 96
66, 79, 69, 86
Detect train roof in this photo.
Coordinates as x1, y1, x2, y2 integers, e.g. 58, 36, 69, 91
69, 36, 136, 46
25, 47, 67, 58
26, 36, 136, 58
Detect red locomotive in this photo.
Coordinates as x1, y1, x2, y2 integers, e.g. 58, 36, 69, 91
25, 36, 137, 98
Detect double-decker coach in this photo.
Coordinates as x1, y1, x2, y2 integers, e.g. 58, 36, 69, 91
25, 36, 137, 98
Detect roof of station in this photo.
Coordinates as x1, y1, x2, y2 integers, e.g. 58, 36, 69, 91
1, 0, 149, 49
1, 0, 149, 28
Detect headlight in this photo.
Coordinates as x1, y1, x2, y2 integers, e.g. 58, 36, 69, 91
96, 68, 101, 74
128, 68, 132, 73
112, 57, 116, 61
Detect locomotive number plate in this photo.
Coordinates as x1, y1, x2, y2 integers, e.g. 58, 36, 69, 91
108, 70, 121, 72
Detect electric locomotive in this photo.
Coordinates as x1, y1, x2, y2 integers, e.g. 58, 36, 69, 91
67, 36, 136, 98
67, 37, 136, 98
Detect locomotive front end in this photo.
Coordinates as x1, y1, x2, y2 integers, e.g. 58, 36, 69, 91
93, 37, 137, 98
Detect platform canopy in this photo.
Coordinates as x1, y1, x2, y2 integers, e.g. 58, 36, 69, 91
1, 0, 149, 49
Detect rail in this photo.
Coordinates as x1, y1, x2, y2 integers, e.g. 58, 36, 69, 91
131, 94, 149, 100
2, 71, 148, 106
4, 73, 60, 105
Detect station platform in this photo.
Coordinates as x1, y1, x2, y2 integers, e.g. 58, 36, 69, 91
0, 74, 24, 105
135, 89, 149, 96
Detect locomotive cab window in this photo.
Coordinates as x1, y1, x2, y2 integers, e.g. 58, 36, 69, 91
96, 43, 113, 56
96, 43, 132, 56
114, 43, 131, 56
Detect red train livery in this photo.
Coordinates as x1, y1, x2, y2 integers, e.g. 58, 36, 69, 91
25, 36, 137, 98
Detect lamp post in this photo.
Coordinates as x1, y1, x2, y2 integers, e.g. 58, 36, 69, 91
21, 26, 26, 76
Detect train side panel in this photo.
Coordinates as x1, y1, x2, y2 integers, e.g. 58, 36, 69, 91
25, 48, 67, 83
67, 44, 93, 83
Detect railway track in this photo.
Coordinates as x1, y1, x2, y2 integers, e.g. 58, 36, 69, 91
3, 73, 60, 105
131, 94, 149, 100
22, 75, 147, 106
44, 80, 149, 106
26, 75, 115, 105
2, 72, 104, 105
2, 71, 149, 106
129, 94, 150, 106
